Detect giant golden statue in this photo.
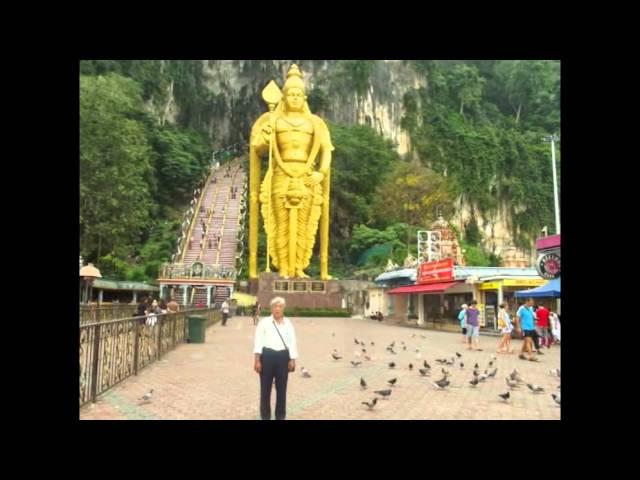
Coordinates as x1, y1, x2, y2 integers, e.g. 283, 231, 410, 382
248, 64, 333, 280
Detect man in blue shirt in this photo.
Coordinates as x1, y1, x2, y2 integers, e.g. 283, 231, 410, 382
516, 298, 538, 361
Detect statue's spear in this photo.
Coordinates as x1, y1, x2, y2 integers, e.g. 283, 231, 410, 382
261, 81, 282, 273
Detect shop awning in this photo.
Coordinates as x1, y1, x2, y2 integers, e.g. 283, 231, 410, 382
387, 281, 460, 294
514, 277, 560, 298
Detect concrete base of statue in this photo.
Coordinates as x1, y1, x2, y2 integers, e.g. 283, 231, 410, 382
255, 272, 343, 310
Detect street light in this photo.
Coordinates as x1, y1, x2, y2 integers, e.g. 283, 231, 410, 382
543, 134, 560, 235
80, 263, 102, 304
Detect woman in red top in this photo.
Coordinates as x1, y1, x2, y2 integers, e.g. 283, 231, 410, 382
535, 304, 551, 348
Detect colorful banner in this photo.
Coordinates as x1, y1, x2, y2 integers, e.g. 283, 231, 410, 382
417, 258, 454, 284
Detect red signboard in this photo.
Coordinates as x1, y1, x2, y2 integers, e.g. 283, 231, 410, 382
417, 258, 454, 284
535, 234, 561, 251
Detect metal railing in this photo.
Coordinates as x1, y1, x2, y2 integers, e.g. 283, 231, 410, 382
79, 308, 220, 407
80, 305, 137, 324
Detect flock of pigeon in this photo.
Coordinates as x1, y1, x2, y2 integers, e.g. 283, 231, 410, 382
134, 332, 560, 415
298, 333, 561, 413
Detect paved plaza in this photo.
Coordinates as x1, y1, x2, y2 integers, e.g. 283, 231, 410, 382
80, 315, 561, 420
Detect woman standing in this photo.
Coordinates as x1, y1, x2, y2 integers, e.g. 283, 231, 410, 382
496, 302, 514, 353
458, 304, 468, 344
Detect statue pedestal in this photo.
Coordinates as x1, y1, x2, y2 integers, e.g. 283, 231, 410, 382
256, 272, 343, 310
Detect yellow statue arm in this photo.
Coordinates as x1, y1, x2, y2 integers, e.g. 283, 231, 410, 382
312, 115, 333, 280
250, 112, 272, 156
248, 112, 272, 279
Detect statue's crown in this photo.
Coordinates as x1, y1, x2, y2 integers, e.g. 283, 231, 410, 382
284, 64, 305, 92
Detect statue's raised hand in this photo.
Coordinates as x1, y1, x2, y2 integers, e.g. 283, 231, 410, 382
261, 124, 273, 143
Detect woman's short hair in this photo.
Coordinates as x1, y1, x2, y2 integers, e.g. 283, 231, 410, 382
270, 296, 286, 308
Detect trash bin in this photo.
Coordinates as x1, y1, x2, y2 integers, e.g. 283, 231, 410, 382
188, 316, 207, 343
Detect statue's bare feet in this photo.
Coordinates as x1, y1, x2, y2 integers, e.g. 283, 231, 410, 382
320, 273, 333, 280
296, 270, 310, 279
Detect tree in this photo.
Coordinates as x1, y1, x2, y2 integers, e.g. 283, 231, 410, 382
80, 73, 154, 262
495, 60, 556, 125
372, 161, 454, 253
328, 122, 397, 255
447, 64, 485, 117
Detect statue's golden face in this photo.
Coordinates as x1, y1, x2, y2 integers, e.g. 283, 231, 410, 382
284, 87, 305, 112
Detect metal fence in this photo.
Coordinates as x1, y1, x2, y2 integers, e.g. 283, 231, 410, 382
79, 308, 219, 407
79, 305, 137, 324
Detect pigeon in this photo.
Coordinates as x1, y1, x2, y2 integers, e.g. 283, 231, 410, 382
551, 393, 561, 405
491, 354, 497, 361
527, 383, 545, 393
473, 370, 480, 377
388, 362, 396, 368
401, 341, 405, 345
478, 374, 489, 382
387, 378, 398, 386
362, 348, 367, 353
487, 368, 498, 378
498, 391, 510, 402
371, 342, 375, 346
332, 353, 342, 360
419, 368, 430, 376
488, 361, 494, 368
301, 367, 311, 378
139, 389, 154, 402
423, 360, 431, 369
456, 352, 462, 358
415, 348, 420, 353
354, 338, 360, 345
361, 398, 378, 409
506, 377, 519, 389
403, 346, 407, 351
459, 362, 464, 369
469, 377, 479, 387
408, 363, 414, 370
351, 360, 362, 367
364, 355, 372, 361
360, 377, 367, 389
374, 389, 392, 398
548, 368, 561, 377
332, 332, 335, 337
441, 368, 450, 376
390, 349, 397, 355
510, 370, 524, 383
436, 358, 447, 364
433, 378, 450, 389
474, 363, 479, 369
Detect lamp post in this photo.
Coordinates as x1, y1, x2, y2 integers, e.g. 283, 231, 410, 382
80, 263, 102, 304
543, 134, 560, 234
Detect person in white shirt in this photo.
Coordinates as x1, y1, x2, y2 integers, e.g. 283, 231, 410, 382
253, 296, 298, 420
221, 300, 230, 326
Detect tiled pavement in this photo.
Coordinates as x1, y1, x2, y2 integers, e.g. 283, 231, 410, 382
80, 316, 561, 420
